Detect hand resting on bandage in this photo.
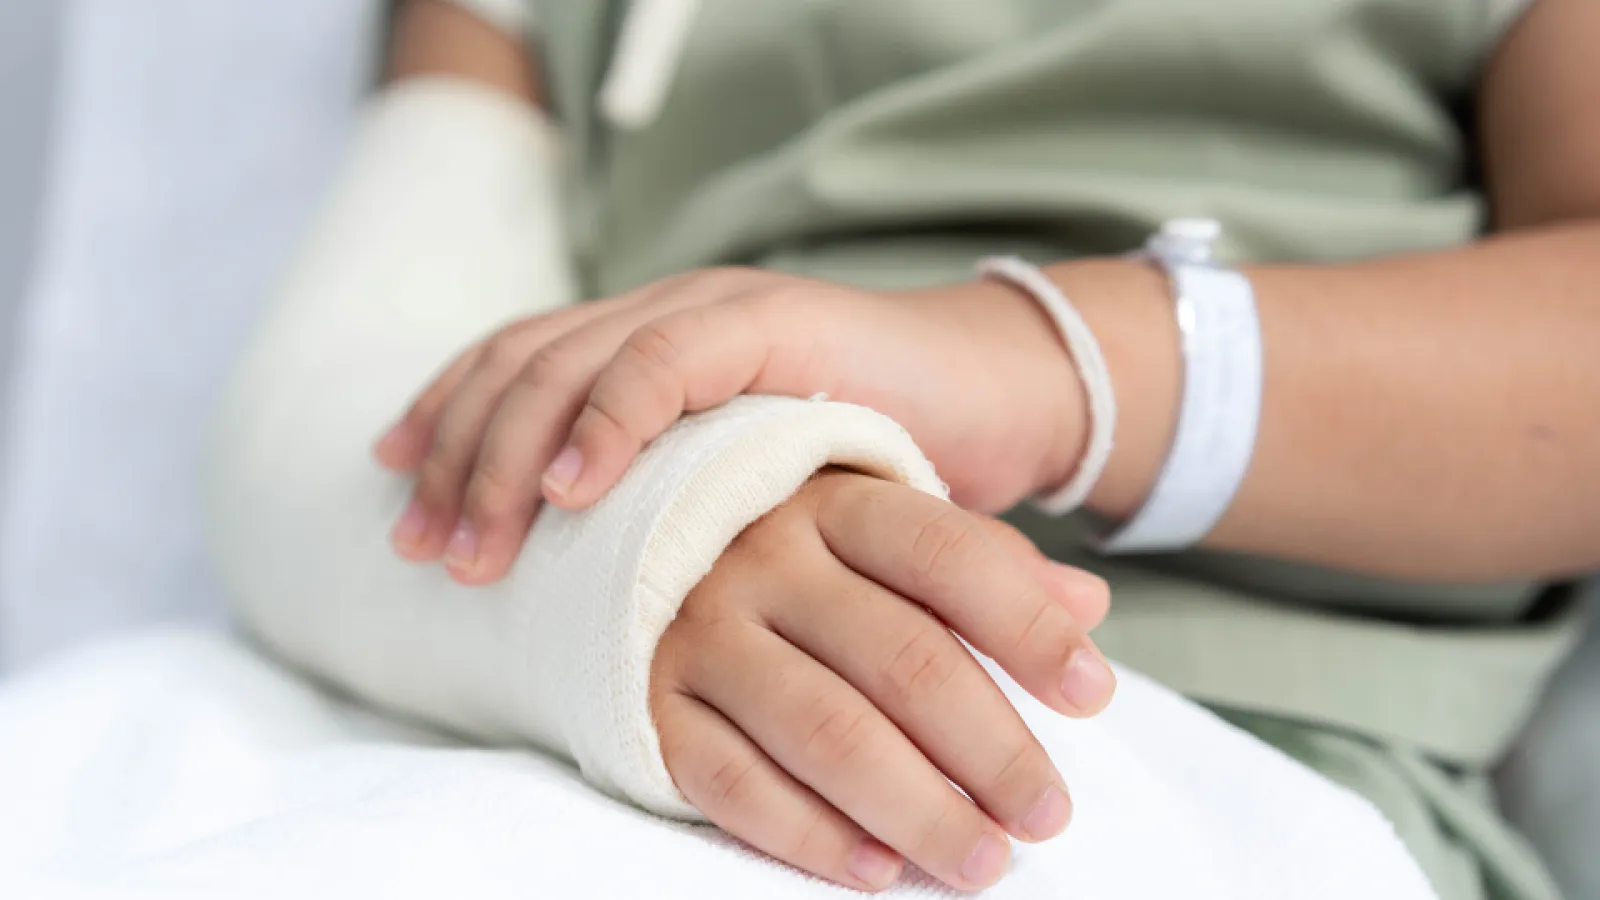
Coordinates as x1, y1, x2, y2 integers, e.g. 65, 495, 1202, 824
203, 79, 1115, 893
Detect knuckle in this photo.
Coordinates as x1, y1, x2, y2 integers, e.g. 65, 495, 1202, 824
742, 279, 806, 313
801, 698, 878, 771
728, 506, 807, 566
651, 629, 691, 693
677, 585, 731, 628
908, 793, 964, 862
878, 625, 961, 708
576, 394, 644, 455
669, 595, 751, 666
909, 509, 984, 591
415, 453, 466, 507
655, 723, 690, 778
652, 692, 696, 763
701, 753, 763, 812
521, 346, 575, 389
734, 290, 788, 331
677, 568, 718, 612
988, 739, 1052, 808
423, 416, 475, 468
464, 462, 524, 522
477, 338, 522, 375
786, 804, 832, 863
624, 322, 684, 375
1011, 595, 1064, 660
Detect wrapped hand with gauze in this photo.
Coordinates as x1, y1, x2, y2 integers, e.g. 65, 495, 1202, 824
204, 78, 948, 821
191, 9, 1445, 891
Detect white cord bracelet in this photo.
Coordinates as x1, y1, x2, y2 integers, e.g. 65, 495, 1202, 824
977, 257, 1118, 515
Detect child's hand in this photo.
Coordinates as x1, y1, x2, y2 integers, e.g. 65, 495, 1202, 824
650, 469, 1114, 893
377, 267, 1093, 585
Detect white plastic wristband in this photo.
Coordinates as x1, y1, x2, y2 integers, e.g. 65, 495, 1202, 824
977, 257, 1118, 515
1099, 219, 1263, 554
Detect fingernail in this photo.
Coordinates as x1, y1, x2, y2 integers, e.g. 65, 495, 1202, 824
960, 833, 1009, 887
847, 839, 901, 890
1022, 784, 1072, 841
445, 522, 479, 569
1061, 649, 1116, 714
542, 445, 583, 497
390, 501, 427, 550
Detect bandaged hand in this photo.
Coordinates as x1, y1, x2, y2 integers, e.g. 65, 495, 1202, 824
376, 267, 1089, 586
650, 468, 1113, 892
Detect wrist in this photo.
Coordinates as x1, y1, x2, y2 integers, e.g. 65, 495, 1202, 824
388, 0, 543, 105
1037, 259, 1182, 520
928, 276, 1092, 509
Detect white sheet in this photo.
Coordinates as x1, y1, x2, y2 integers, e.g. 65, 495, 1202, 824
0, 628, 1437, 899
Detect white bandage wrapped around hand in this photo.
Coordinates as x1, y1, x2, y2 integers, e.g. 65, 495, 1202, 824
204, 79, 944, 818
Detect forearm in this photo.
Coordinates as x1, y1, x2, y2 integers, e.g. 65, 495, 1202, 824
387, 0, 541, 104
1051, 222, 1600, 582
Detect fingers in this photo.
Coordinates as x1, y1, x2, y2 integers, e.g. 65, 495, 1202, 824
541, 300, 774, 510
391, 321, 558, 561
681, 616, 1013, 891
976, 517, 1111, 631
541, 286, 837, 511
444, 288, 731, 582
388, 268, 770, 583
374, 341, 485, 472
375, 299, 621, 474
423, 331, 608, 579
382, 302, 622, 562
815, 476, 1116, 717
654, 691, 904, 893
764, 566, 1073, 845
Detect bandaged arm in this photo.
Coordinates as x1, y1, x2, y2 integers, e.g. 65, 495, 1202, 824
202, 80, 944, 819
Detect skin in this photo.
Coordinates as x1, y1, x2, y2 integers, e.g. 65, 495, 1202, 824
377, 0, 1600, 889
654, 470, 1113, 891
385, 0, 1600, 585
384, 1, 1115, 891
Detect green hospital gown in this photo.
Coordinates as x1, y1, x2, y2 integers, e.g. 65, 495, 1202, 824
521, 1, 1578, 896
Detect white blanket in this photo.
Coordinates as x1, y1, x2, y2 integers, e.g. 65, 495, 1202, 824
0, 628, 1437, 899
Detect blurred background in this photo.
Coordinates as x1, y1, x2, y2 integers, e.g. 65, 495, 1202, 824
0, 0, 379, 670
0, 2, 1593, 896
0, 0, 57, 485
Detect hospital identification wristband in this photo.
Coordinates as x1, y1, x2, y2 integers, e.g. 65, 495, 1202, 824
1099, 219, 1262, 554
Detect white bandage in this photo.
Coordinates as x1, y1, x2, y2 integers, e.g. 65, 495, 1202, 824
205, 80, 944, 818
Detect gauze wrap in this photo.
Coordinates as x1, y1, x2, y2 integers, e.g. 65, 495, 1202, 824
203, 79, 944, 818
